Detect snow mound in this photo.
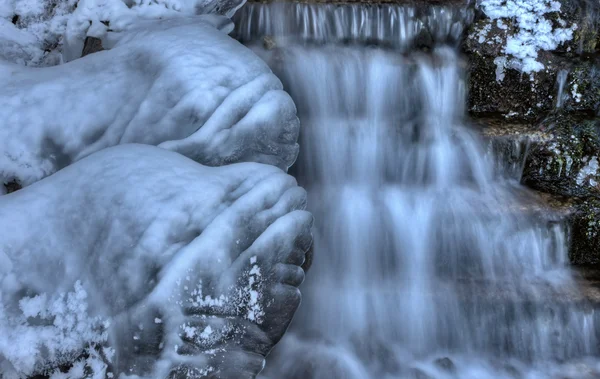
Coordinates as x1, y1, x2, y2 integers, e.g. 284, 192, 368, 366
0, 144, 311, 377
0, 16, 299, 188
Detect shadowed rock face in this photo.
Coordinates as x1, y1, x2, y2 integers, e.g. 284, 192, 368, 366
522, 115, 600, 199
570, 199, 600, 264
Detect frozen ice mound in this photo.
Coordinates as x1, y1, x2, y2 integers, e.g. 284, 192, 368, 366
0, 15, 299, 188
0, 144, 312, 377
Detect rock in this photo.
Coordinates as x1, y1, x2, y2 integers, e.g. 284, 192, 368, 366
302, 243, 314, 272
466, 51, 557, 121
434, 357, 456, 374
263, 35, 277, 50
478, 116, 600, 265
3, 179, 21, 194
522, 115, 600, 199
559, 61, 600, 114
81, 36, 104, 57
569, 198, 600, 264
467, 46, 599, 122
479, 119, 542, 180
464, 0, 600, 121
553, 0, 600, 56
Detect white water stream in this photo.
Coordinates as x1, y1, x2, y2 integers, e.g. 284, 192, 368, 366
233, 4, 600, 378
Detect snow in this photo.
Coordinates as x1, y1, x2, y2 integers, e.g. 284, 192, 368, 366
0, 0, 246, 66
0, 16, 300, 187
479, 0, 576, 75
0, 0, 77, 66
576, 156, 599, 186
0, 0, 308, 375
571, 82, 583, 103
0, 144, 310, 377
0, 282, 108, 377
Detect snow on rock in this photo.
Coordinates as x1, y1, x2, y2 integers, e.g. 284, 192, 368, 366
0, 0, 77, 66
576, 156, 599, 186
0, 144, 311, 377
0, 16, 299, 188
478, 0, 576, 75
0, 0, 246, 66
0, 281, 108, 377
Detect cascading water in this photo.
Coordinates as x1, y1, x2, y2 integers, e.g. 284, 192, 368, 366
233, 3, 600, 378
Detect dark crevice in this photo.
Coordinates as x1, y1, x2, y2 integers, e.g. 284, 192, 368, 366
4, 179, 22, 194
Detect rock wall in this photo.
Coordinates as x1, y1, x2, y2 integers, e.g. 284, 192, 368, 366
464, 0, 600, 264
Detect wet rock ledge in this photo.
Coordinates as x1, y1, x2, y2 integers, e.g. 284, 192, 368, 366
465, 0, 600, 265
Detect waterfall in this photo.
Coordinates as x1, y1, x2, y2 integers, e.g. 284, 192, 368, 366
233, 3, 600, 378
556, 69, 570, 109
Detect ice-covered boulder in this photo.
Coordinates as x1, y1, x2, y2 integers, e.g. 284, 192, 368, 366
0, 15, 299, 189
0, 144, 312, 378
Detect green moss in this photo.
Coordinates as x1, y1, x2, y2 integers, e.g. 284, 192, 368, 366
573, 20, 599, 53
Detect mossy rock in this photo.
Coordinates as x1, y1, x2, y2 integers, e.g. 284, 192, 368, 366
522, 115, 600, 198
559, 61, 600, 114
553, 0, 600, 56
463, 19, 512, 57
467, 51, 558, 121
464, 0, 599, 121
570, 198, 600, 264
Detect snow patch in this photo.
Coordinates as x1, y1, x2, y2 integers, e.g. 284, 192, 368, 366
479, 0, 576, 76
576, 156, 599, 187
571, 82, 583, 103
0, 281, 109, 376
1, 0, 246, 66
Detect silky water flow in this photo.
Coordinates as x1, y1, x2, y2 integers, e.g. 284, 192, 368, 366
233, 3, 600, 378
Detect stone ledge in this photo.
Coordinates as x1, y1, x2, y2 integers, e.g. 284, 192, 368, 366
476, 115, 600, 265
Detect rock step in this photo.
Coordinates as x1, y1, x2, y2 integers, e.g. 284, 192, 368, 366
475, 116, 600, 265
318, 273, 600, 306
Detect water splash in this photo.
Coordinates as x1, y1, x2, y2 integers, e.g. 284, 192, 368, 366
556, 69, 570, 109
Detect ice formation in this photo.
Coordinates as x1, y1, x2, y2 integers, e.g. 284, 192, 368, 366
0, 1, 309, 375
576, 156, 599, 186
0, 15, 299, 188
0, 144, 312, 377
479, 0, 576, 74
